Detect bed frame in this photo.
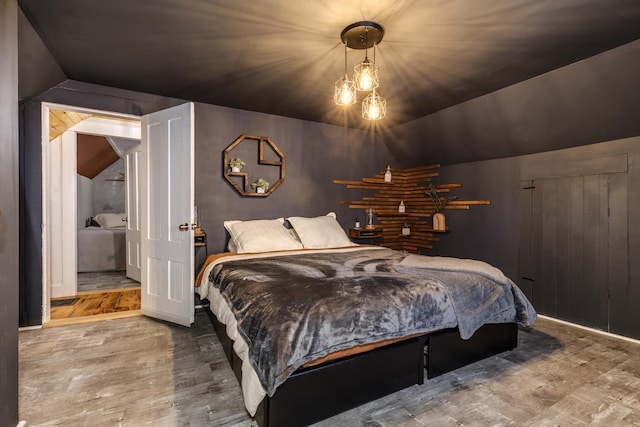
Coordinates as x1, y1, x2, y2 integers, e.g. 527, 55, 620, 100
205, 305, 518, 427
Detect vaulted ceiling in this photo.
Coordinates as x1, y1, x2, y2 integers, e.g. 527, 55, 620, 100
19, 0, 640, 130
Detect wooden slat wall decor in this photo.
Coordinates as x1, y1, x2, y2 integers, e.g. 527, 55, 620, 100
333, 165, 490, 253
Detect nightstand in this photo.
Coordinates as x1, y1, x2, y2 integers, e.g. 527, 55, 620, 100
194, 228, 208, 276
349, 227, 383, 244
194, 228, 207, 249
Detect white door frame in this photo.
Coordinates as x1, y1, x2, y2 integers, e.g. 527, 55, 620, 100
125, 145, 142, 282
41, 102, 141, 323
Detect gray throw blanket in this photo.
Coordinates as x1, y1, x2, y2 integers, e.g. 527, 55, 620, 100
208, 248, 536, 396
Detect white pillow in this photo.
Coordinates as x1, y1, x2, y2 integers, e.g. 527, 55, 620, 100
224, 218, 303, 253
94, 212, 126, 228
287, 212, 353, 249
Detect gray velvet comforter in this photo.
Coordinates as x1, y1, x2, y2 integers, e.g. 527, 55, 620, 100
207, 248, 536, 396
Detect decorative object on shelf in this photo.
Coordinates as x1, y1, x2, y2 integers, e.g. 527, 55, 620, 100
251, 178, 270, 194
333, 165, 490, 253
354, 217, 361, 228
334, 21, 386, 121
222, 134, 285, 197
398, 200, 405, 213
402, 223, 411, 236
425, 183, 457, 232
432, 213, 446, 232
365, 208, 375, 229
229, 157, 245, 172
425, 183, 457, 212
384, 165, 392, 182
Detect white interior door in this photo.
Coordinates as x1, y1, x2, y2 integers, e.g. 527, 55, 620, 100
140, 103, 195, 327
125, 145, 142, 282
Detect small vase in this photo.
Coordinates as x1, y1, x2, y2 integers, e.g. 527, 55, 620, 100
402, 227, 410, 236
384, 165, 392, 182
256, 187, 265, 194
433, 213, 446, 231
231, 166, 240, 173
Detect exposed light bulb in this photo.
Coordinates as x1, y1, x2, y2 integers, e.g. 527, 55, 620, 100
340, 82, 355, 104
368, 102, 380, 119
362, 90, 386, 120
334, 76, 356, 106
359, 68, 373, 91
354, 58, 379, 92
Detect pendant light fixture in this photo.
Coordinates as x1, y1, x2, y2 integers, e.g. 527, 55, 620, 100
362, 89, 386, 120
334, 21, 386, 121
334, 44, 356, 106
353, 28, 379, 92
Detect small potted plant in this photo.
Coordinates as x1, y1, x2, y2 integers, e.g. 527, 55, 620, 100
401, 222, 411, 236
251, 177, 270, 193
229, 157, 245, 172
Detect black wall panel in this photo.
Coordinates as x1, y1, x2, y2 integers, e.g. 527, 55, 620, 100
440, 142, 638, 339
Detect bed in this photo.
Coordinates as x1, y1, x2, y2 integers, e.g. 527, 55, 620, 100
77, 213, 127, 272
196, 214, 536, 426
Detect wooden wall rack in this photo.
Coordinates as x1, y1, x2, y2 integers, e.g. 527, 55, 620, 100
333, 165, 490, 253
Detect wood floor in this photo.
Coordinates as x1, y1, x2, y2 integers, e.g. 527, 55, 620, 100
48, 271, 142, 327
50, 288, 141, 323
19, 312, 640, 426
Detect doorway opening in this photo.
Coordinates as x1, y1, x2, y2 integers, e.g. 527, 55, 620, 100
41, 101, 195, 329
42, 103, 142, 326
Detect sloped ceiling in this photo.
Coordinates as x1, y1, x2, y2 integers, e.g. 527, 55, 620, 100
19, 0, 640, 130
76, 134, 119, 179
49, 109, 90, 140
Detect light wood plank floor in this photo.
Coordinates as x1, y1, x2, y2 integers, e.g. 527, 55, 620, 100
50, 288, 141, 320
19, 311, 640, 426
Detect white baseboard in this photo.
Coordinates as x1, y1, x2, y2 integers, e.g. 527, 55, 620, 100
539, 314, 640, 345
18, 325, 42, 332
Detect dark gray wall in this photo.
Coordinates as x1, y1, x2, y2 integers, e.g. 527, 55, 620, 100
17, 7, 65, 101
1, 0, 19, 424
385, 40, 640, 167
435, 138, 640, 339
20, 82, 397, 326
195, 102, 394, 254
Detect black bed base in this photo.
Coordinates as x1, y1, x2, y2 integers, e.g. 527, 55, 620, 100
204, 306, 517, 427
427, 322, 518, 379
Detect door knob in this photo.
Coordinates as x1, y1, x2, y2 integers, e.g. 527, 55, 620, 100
178, 223, 190, 231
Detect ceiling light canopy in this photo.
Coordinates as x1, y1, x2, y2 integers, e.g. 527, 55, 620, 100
334, 21, 386, 121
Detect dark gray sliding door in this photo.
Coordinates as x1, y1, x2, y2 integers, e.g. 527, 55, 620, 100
519, 172, 628, 333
